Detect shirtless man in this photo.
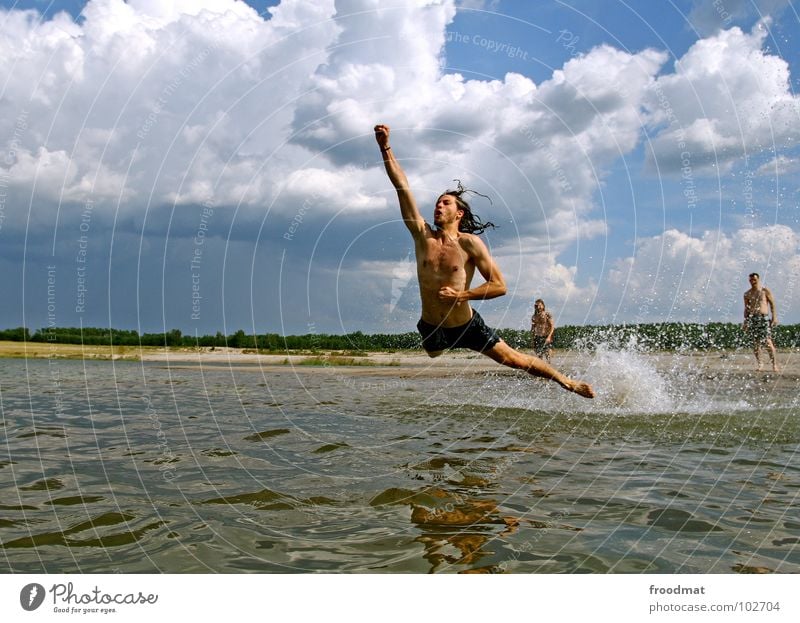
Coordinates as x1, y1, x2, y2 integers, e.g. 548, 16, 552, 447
743, 272, 778, 371
375, 123, 594, 398
531, 299, 555, 362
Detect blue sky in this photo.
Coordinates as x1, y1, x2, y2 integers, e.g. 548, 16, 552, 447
1, 0, 798, 336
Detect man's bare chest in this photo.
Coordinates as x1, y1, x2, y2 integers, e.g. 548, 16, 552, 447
419, 239, 469, 274
533, 313, 550, 328
745, 289, 765, 306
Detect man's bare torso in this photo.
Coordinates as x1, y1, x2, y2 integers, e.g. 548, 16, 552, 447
744, 287, 770, 316
416, 225, 476, 326
532, 311, 553, 336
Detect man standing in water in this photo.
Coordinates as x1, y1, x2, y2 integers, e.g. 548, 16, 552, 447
531, 298, 555, 362
375, 123, 594, 398
743, 272, 779, 371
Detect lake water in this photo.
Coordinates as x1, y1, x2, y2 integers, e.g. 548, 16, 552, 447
1, 350, 799, 573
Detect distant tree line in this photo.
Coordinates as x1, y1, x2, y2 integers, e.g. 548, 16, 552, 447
499, 322, 800, 351
2, 322, 799, 352
0, 326, 420, 350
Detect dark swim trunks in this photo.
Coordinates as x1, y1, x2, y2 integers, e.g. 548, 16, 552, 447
746, 314, 771, 344
532, 335, 551, 358
416, 310, 500, 353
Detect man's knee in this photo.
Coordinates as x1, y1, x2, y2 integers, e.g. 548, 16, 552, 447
487, 347, 525, 369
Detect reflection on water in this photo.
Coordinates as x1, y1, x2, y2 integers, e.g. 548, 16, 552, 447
1, 354, 799, 573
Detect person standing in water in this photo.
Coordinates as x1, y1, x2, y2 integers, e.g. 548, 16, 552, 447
743, 272, 779, 371
531, 298, 555, 362
374, 123, 594, 398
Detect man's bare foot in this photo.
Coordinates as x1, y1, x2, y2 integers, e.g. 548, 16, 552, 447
566, 380, 595, 399
772, 363, 779, 372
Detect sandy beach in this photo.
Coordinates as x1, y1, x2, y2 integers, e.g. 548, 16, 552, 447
3, 340, 798, 380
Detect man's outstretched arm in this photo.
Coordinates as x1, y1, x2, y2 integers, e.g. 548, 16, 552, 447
438, 235, 507, 303
374, 124, 425, 237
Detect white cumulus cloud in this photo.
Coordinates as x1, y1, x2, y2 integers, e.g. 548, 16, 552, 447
644, 22, 800, 175
0, 0, 340, 212
602, 225, 800, 323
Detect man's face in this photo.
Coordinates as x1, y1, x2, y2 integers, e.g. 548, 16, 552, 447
534, 301, 544, 313
749, 274, 760, 288
434, 195, 463, 227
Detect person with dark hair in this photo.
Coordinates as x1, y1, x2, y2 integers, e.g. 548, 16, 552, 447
374, 123, 594, 398
743, 272, 779, 371
531, 298, 554, 362
441, 178, 496, 235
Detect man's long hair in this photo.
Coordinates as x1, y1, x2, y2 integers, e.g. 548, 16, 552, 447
443, 180, 496, 235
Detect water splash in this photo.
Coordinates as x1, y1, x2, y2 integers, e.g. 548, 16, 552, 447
423, 333, 756, 418
586, 339, 674, 412
575, 334, 753, 416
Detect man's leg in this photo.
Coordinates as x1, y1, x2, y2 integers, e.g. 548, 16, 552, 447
483, 340, 594, 398
765, 338, 779, 371
533, 336, 546, 360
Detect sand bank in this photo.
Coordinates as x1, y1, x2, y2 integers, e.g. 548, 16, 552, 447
4, 341, 797, 379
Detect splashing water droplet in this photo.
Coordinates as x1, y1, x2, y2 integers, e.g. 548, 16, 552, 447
587, 342, 673, 411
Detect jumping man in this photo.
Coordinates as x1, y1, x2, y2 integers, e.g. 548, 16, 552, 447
375, 124, 594, 398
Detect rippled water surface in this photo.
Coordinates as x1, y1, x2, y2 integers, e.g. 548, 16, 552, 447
1, 353, 799, 573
